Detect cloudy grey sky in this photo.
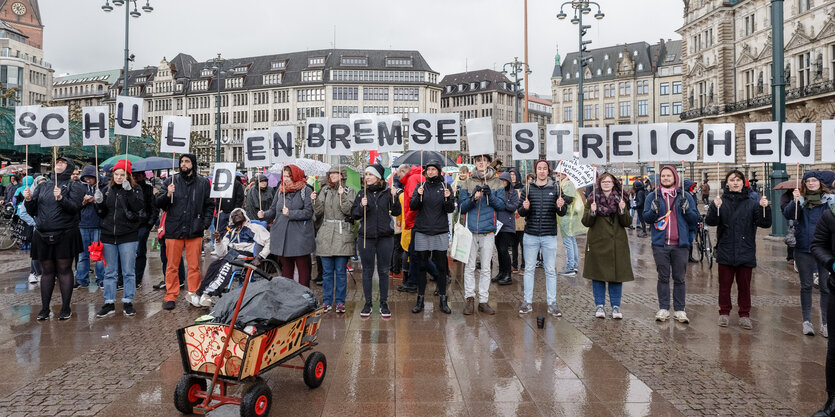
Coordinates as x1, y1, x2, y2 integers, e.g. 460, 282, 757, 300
41, 0, 683, 95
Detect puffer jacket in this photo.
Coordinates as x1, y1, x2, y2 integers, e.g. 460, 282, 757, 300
458, 169, 506, 234
351, 182, 402, 240
24, 160, 85, 233
517, 179, 571, 236
495, 172, 518, 234
642, 189, 699, 248
400, 165, 423, 230
705, 188, 771, 267
784, 193, 835, 253
314, 178, 357, 256
96, 182, 144, 245
154, 154, 214, 240
409, 175, 454, 236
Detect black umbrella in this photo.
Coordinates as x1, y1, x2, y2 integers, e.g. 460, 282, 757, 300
132, 156, 178, 172
393, 151, 458, 168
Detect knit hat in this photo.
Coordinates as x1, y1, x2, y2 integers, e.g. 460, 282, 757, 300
112, 159, 132, 174
366, 164, 384, 180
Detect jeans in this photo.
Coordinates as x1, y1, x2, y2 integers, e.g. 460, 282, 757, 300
135, 226, 151, 285
76, 228, 105, 286
522, 234, 558, 305
103, 241, 138, 304
592, 280, 623, 307
717, 264, 752, 317
562, 235, 579, 271
358, 237, 393, 304
321, 256, 348, 306
464, 233, 496, 303
796, 251, 830, 324
652, 245, 689, 311
495, 231, 514, 275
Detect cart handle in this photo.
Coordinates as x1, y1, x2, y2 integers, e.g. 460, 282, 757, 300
227, 259, 272, 281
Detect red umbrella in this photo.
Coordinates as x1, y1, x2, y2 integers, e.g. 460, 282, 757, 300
773, 179, 800, 190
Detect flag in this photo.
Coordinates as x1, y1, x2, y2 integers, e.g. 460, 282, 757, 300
456, 155, 462, 164
369, 150, 380, 164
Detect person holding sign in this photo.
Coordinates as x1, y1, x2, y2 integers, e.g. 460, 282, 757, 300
23, 156, 85, 321
76, 165, 105, 289
93, 159, 145, 318
784, 171, 835, 337
581, 173, 633, 320
259, 164, 314, 287
155, 154, 214, 311
811, 202, 835, 417
409, 159, 456, 314
705, 170, 771, 330
492, 171, 519, 286
517, 160, 570, 317
458, 154, 506, 316
351, 164, 401, 318
642, 166, 699, 324
245, 175, 274, 222
313, 166, 357, 315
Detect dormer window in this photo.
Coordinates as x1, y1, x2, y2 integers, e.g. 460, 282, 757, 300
308, 56, 326, 67
341, 56, 367, 66
135, 76, 147, 84
444, 85, 454, 94
263, 73, 282, 85
637, 63, 644, 71
201, 68, 214, 77
604, 54, 609, 60
225, 77, 244, 89
480, 81, 488, 88
386, 57, 412, 67
618, 52, 623, 58
573, 59, 578, 65
190, 80, 208, 91
596, 69, 602, 75
176, 83, 183, 92
232, 66, 248, 74
271, 61, 286, 70
470, 82, 478, 90
566, 73, 571, 80
607, 67, 612, 74
633, 50, 638, 56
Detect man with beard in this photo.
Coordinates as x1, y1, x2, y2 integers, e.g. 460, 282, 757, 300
155, 154, 214, 310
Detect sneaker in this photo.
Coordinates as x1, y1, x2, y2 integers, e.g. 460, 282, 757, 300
322, 304, 332, 313
58, 308, 72, 320
188, 292, 201, 308
803, 320, 815, 336
718, 315, 729, 327
199, 294, 213, 307
673, 311, 689, 323
595, 305, 605, 318
739, 317, 753, 330
380, 303, 391, 318
36, 308, 50, 321
572, 268, 578, 274
96, 303, 115, 318
360, 303, 372, 317
547, 303, 562, 317
152, 280, 166, 290
822, 324, 829, 339
28, 274, 39, 284
612, 306, 623, 320
123, 302, 136, 316
335, 303, 346, 314
558, 268, 576, 277
162, 300, 176, 310
655, 309, 671, 322
116, 282, 124, 291
518, 302, 532, 314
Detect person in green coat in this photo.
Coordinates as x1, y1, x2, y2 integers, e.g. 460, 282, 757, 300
582, 172, 634, 320
312, 166, 357, 314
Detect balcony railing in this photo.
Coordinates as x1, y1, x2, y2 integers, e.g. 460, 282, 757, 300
681, 79, 835, 120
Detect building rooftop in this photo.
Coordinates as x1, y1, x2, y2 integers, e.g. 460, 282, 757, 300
553, 39, 682, 85
54, 69, 121, 86
439, 69, 515, 97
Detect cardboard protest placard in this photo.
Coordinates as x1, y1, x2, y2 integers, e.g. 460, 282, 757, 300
745, 121, 780, 163
511, 122, 539, 161
210, 162, 238, 199
608, 125, 639, 163
114, 96, 143, 137
14, 105, 41, 146
270, 126, 296, 164
578, 127, 607, 165
160, 115, 191, 154
38, 106, 69, 147
638, 124, 669, 162
244, 130, 270, 168
465, 117, 494, 157
702, 124, 736, 163
350, 113, 377, 151
82, 106, 110, 146
555, 158, 596, 188
667, 123, 699, 162
545, 124, 574, 161
782, 123, 816, 164
822, 120, 835, 163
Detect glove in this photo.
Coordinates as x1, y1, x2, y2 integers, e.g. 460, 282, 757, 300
94, 188, 103, 204
650, 198, 660, 213
481, 186, 491, 196
473, 185, 483, 194
680, 197, 689, 213
122, 181, 131, 191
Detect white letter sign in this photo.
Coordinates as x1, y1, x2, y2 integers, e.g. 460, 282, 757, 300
160, 115, 191, 154
511, 122, 539, 161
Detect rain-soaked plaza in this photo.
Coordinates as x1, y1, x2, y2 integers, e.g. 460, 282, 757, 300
0, 227, 824, 416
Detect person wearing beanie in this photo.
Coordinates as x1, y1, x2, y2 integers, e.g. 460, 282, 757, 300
75, 165, 106, 289
94, 159, 144, 318
351, 163, 401, 317
245, 174, 274, 222
155, 153, 214, 310
313, 166, 356, 314
643, 166, 699, 324
493, 171, 519, 285
459, 154, 506, 315
23, 155, 86, 321
786, 170, 835, 337
705, 169, 771, 330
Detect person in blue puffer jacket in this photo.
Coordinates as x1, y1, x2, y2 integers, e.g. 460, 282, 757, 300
492, 171, 519, 286
785, 170, 835, 337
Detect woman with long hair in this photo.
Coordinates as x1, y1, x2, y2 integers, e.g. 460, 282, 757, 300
23, 156, 85, 320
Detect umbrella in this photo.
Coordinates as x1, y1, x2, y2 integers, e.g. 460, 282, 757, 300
99, 154, 143, 167
773, 179, 800, 190
132, 156, 177, 171
269, 158, 332, 177
0, 164, 30, 175
393, 151, 457, 168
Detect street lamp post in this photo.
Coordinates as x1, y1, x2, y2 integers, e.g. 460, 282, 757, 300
209, 54, 226, 162
503, 57, 530, 170
102, 0, 154, 152
556, 0, 604, 128
769, 0, 788, 236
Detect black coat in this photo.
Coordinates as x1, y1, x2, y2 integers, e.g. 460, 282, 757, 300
351, 183, 402, 240
217, 179, 245, 214
812, 208, 835, 272
517, 179, 570, 236
24, 173, 85, 233
705, 189, 771, 268
155, 173, 214, 240
96, 183, 144, 244
409, 176, 454, 236
137, 181, 158, 228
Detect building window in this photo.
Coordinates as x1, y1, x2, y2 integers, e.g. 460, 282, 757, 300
604, 83, 615, 98
563, 88, 572, 102
271, 61, 286, 70
302, 71, 323, 82
672, 81, 682, 94
637, 100, 648, 116
563, 106, 572, 122
363, 87, 389, 101
744, 69, 755, 99
604, 103, 614, 119
660, 82, 670, 95
583, 105, 593, 120
386, 57, 412, 67
798, 52, 811, 88
799, 0, 811, 13
637, 80, 649, 94
697, 81, 708, 108
618, 82, 631, 96
393, 87, 419, 101
225, 77, 243, 89
660, 103, 670, 115
308, 57, 326, 67
190, 80, 208, 91
297, 88, 324, 102
341, 56, 368, 66
263, 73, 282, 85
744, 14, 755, 36
672, 102, 682, 115
619, 101, 630, 117
333, 87, 359, 100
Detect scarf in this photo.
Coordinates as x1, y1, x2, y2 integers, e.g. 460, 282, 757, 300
471, 166, 495, 181
804, 190, 822, 208
278, 164, 307, 193
594, 190, 620, 217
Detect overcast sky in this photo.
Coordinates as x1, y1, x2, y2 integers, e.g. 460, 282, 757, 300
41, 0, 682, 96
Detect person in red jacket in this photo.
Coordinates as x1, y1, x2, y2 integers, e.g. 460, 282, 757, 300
397, 165, 423, 292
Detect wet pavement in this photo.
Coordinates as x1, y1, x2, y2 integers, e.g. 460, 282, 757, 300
0, 226, 824, 416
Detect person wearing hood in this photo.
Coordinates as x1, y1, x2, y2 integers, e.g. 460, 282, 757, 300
397, 164, 424, 293
493, 171, 519, 285
581, 172, 633, 320
705, 169, 771, 330
132, 170, 158, 289
245, 174, 274, 222
518, 160, 570, 316
23, 156, 85, 321
93, 159, 144, 318
557, 172, 583, 277
215, 171, 245, 234
642, 166, 699, 324
155, 153, 214, 310
313, 166, 356, 314
786, 170, 835, 337
459, 154, 506, 315
75, 165, 106, 289
632, 181, 648, 237
259, 164, 314, 287
351, 164, 401, 317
